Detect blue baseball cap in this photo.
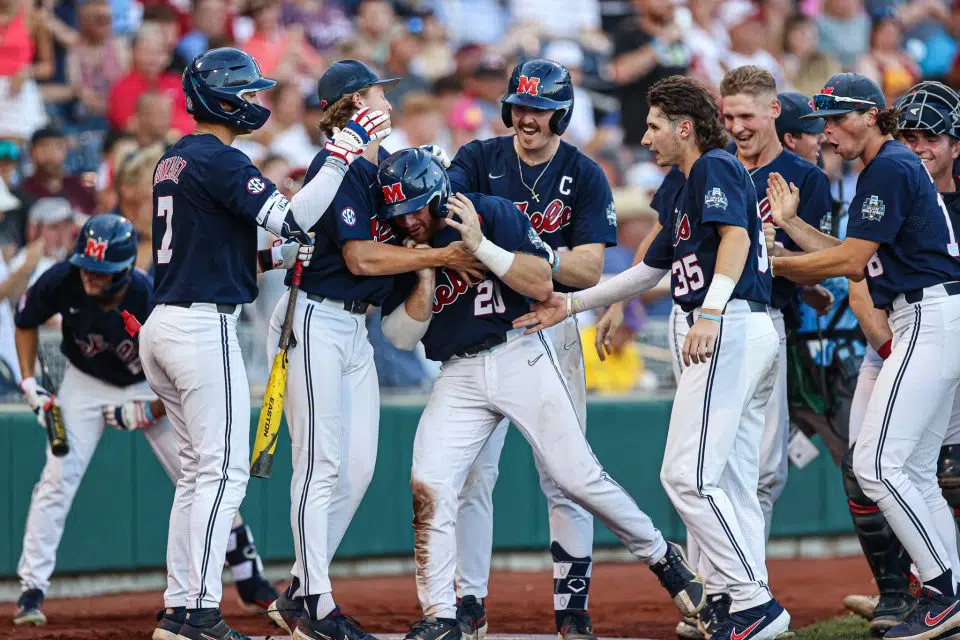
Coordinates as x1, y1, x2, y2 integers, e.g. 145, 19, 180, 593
777, 92, 824, 137
800, 73, 886, 120
316, 60, 400, 111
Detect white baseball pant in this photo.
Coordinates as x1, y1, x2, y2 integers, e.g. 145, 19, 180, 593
412, 330, 668, 620
268, 293, 379, 599
455, 316, 594, 602
852, 288, 960, 585
140, 303, 251, 610
661, 301, 779, 612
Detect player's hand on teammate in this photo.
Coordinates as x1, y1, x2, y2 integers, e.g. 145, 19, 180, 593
324, 107, 391, 165
421, 144, 451, 169
594, 302, 625, 361
683, 311, 721, 366
803, 284, 835, 316
513, 292, 568, 334
766, 172, 800, 227
444, 193, 483, 252
442, 241, 485, 284
405, 238, 437, 281
102, 400, 158, 431
19, 377, 55, 428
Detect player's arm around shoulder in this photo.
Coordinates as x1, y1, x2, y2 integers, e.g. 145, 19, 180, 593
446, 193, 553, 302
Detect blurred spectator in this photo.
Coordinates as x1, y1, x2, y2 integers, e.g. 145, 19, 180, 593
792, 51, 843, 97
721, 0, 788, 89
582, 303, 645, 394
242, 0, 324, 83
681, 0, 728, 88
415, 10, 455, 80
264, 86, 324, 167
0, 175, 25, 387
0, 0, 53, 141
130, 91, 173, 148
20, 128, 96, 218
462, 55, 509, 133
13, 196, 79, 285
507, 0, 603, 42
66, 0, 129, 125
761, 0, 794, 58
383, 91, 444, 151
381, 24, 431, 105
279, 0, 352, 55
177, 0, 231, 63
858, 9, 921, 104
352, 0, 395, 66
428, 0, 508, 48
542, 40, 597, 149
447, 96, 488, 152
817, 0, 871, 69
0, 173, 22, 252
94, 129, 138, 214
107, 24, 194, 135
782, 12, 821, 86
113, 143, 163, 271
610, 0, 690, 148
431, 74, 464, 122
278, 165, 306, 199
142, 3, 191, 73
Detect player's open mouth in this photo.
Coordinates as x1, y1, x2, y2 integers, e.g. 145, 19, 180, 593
519, 123, 539, 135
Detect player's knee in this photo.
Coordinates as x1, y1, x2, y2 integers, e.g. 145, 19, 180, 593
938, 445, 960, 514
660, 462, 696, 497
851, 443, 885, 501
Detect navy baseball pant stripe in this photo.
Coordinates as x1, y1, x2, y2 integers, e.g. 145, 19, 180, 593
874, 306, 948, 574
196, 315, 233, 607
297, 305, 316, 593
672, 310, 685, 375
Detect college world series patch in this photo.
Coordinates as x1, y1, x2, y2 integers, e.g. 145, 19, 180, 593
861, 195, 885, 221
705, 187, 728, 209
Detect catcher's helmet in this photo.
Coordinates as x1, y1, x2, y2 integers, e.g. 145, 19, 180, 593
896, 81, 960, 138
182, 48, 276, 131
377, 148, 450, 220
501, 58, 574, 136
316, 59, 399, 111
69, 213, 138, 298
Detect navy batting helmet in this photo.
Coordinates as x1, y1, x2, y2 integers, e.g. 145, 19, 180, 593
316, 60, 400, 111
377, 149, 450, 220
69, 213, 138, 298
182, 48, 276, 131
896, 81, 960, 139
501, 59, 574, 136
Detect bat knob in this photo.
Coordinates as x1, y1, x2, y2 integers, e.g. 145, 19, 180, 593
121, 310, 142, 337
250, 452, 274, 478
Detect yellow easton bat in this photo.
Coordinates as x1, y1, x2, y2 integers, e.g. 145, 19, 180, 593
250, 261, 303, 478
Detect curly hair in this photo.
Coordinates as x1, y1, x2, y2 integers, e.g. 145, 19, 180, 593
876, 107, 902, 136
647, 76, 729, 152
318, 88, 370, 139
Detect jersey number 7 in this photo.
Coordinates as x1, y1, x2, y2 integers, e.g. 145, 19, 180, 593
157, 196, 175, 264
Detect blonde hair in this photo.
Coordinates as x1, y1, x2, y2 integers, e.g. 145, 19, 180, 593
794, 54, 843, 99
117, 143, 165, 187
720, 65, 777, 99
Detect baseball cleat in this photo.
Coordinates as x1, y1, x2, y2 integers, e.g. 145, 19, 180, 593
154, 607, 186, 640
650, 541, 707, 617
883, 588, 960, 640
843, 594, 879, 620
456, 596, 487, 640
12, 589, 46, 626
404, 617, 464, 640
676, 615, 704, 639
557, 610, 596, 640
293, 608, 378, 640
709, 598, 791, 640
267, 591, 305, 634
869, 593, 916, 636
698, 593, 732, 639
176, 608, 250, 640
236, 574, 279, 614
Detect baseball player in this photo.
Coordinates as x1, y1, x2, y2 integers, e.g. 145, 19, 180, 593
445, 58, 617, 640
769, 72, 960, 640
262, 61, 485, 640
775, 92, 826, 166
517, 76, 792, 640
142, 48, 387, 640
376, 148, 705, 640
11, 213, 289, 628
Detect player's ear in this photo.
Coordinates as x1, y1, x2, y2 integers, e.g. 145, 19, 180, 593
678, 118, 693, 141
952, 140, 960, 161
351, 91, 365, 109
771, 97, 782, 119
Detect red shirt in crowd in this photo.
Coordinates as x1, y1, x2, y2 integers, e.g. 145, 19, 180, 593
19, 175, 97, 216
107, 70, 195, 135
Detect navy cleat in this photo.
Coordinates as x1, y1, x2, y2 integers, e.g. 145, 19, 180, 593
884, 588, 960, 640
869, 593, 916, 636
711, 598, 791, 640
154, 607, 186, 640
557, 610, 597, 640
294, 607, 377, 640
12, 589, 45, 626
236, 573, 279, 614
404, 617, 463, 640
176, 608, 250, 640
650, 542, 707, 617
698, 593, 732, 639
456, 596, 487, 640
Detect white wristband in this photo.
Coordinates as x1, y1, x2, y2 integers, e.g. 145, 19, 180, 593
702, 273, 736, 311
473, 236, 515, 279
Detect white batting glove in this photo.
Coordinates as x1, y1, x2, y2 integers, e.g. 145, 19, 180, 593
324, 108, 391, 165
421, 144, 451, 168
102, 400, 157, 431
19, 376, 54, 428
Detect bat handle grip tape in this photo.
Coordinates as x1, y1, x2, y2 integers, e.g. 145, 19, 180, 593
292, 261, 304, 287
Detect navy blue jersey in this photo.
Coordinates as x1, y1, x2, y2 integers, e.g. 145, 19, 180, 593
383, 193, 550, 362
651, 167, 686, 219
15, 263, 153, 387
448, 136, 617, 293
645, 149, 772, 312
846, 140, 960, 307
153, 133, 290, 304
289, 147, 397, 305
748, 150, 833, 315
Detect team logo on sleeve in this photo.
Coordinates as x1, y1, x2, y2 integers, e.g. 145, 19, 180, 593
381, 183, 406, 204
341, 207, 357, 226
85, 238, 108, 260
606, 202, 617, 227
246, 177, 266, 194
819, 212, 833, 234
705, 188, 728, 210
516, 75, 540, 96
861, 195, 885, 221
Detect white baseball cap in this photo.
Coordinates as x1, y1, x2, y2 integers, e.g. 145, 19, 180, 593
0, 176, 20, 213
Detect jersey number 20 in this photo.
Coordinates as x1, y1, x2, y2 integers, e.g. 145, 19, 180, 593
475, 280, 506, 316
156, 196, 174, 264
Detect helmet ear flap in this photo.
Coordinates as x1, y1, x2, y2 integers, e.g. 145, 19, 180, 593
550, 107, 571, 135
501, 102, 513, 129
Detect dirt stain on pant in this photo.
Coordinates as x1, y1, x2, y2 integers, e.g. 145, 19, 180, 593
411, 478, 436, 587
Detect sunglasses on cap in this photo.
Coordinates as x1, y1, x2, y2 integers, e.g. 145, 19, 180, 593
812, 94, 879, 112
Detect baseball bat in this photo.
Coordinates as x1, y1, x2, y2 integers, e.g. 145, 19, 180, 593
37, 351, 68, 457
250, 261, 303, 478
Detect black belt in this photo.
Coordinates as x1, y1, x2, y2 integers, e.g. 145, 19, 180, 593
454, 334, 506, 358
685, 299, 767, 328
168, 301, 237, 314
884, 281, 960, 313
306, 293, 369, 315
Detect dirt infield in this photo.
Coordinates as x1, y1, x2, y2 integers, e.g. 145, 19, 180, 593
1, 555, 874, 640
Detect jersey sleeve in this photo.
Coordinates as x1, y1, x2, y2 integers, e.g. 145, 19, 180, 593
381, 273, 418, 316
210, 146, 290, 229
571, 160, 617, 247
797, 168, 833, 228
476, 194, 550, 260
332, 172, 377, 245
651, 167, 684, 219
448, 141, 484, 194
14, 265, 64, 329
643, 225, 673, 269
845, 158, 909, 244
694, 158, 751, 228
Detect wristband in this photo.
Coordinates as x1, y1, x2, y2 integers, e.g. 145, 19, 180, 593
473, 236, 515, 278
698, 312, 722, 322
143, 402, 156, 423
769, 256, 776, 277
702, 274, 736, 312
877, 339, 892, 360
19, 376, 36, 394
550, 247, 561, 273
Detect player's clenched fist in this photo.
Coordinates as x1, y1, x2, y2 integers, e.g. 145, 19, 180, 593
19, 377, 54, 428
324, 107, 391, 165
102, 400, 159, 431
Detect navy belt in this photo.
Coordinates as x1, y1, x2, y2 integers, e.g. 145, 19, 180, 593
685, 299, 767, 328
306, 293, 369, 315
884, 281, 960, 313
168, 301, 237, 314
455, 334, 506, 358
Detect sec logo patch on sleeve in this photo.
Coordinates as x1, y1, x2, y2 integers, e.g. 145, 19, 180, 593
341, 207, 357, 226
246, 177, 266, 194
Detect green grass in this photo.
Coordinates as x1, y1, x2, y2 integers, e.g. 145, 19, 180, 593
793, 614, 873, 640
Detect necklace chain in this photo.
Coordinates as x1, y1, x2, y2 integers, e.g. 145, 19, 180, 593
515, 144, 557, 203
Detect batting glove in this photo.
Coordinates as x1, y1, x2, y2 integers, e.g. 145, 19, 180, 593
421, 144, 451, 168
324, 108, 391, 165
19, 376, 54, 428
102, 400, 157, 431
258, 233, 315, 271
